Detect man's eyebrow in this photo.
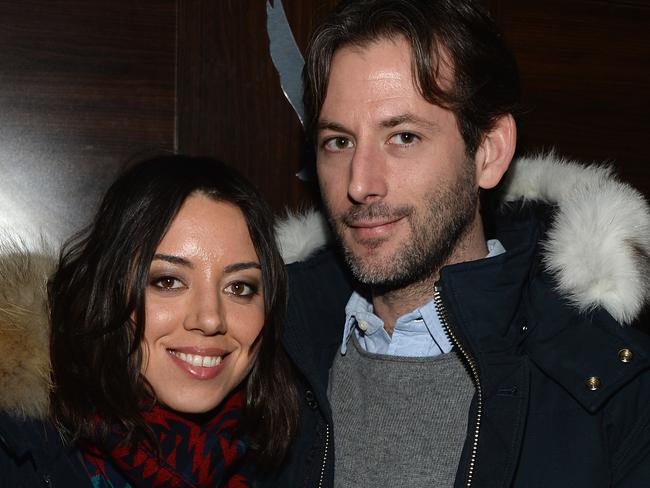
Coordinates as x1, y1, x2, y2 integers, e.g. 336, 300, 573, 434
317, 114, 438, 133
153, 254, 193, 268
317, 120, 350, 134
379, 113, 439, 130
224, 262, 262, 273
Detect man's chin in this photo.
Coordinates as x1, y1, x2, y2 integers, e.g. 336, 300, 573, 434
341, 238, 439, 290
342, 236, 391, 263
344, 247, 400, 284
336, 227, 411, 283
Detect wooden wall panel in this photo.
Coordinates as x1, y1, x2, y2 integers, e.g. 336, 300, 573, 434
0, 0, 175, 245
487, 0, 650, 194
0, 0, 648, 237
178, 0, 650, 210
177, 0, 338, 212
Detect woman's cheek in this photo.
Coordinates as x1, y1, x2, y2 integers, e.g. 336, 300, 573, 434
228, 304, 265, 347
145, 300, 177, 334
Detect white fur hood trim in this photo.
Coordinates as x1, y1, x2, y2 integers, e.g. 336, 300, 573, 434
277, 153, 650, 325
275, 208, 330, 264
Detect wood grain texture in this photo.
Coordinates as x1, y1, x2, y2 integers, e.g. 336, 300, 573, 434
487, 0, 650, 194
1, 0, 648, 241
177, 0, 338, 212
178, 0, 649, 209
0, 0, 175, 243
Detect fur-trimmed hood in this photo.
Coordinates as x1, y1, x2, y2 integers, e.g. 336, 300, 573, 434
2, 153, 649, 421
0, 245, 55, 421
276, 153, 650, 324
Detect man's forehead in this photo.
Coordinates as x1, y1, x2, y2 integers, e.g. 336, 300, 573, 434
325, 35, 454, 104
326, 38, 412, 94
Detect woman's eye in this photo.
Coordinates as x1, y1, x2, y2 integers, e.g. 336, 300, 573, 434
152, 276, 183, 290
225, 281, 256, 297
389, 132, 418, 145
323, 136, 353, 151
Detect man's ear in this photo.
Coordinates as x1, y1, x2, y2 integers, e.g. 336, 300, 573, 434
475, 113, 516, 190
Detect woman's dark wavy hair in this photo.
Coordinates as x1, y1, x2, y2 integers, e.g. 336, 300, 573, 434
49, 155, 298, 470
304, 0, 522, 156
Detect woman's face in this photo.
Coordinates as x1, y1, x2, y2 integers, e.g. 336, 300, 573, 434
141, 193, 265, 413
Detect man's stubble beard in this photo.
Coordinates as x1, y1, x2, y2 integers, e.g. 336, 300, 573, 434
326, 159, 478, 293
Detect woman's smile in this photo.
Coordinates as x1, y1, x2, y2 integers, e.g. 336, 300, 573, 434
168, 348, 230, 380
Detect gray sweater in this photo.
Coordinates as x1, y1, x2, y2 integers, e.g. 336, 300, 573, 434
329, 336, 475, 487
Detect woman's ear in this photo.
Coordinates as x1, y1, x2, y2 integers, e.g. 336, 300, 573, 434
474, 113, 517, 190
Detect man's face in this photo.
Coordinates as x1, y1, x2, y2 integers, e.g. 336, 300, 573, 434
316, 37, 480, 289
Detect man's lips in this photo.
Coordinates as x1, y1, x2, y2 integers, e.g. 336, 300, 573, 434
346, 216, 405, 239
348, 217, 402, 228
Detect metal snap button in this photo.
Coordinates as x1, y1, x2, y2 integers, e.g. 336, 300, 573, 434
585, 376, 601, 391
618, 348, 633, 363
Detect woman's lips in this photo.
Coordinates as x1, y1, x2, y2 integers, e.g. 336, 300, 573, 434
167, 348, 230, 380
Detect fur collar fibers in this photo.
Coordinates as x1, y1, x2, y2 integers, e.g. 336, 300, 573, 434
2, 153, 649, 420
277, 153, 650, 325
0, 244, 54, 420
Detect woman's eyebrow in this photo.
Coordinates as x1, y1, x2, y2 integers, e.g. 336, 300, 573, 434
224, 261, 262, 273
152, 254, 193, 268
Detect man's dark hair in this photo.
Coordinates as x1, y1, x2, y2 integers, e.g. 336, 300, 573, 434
303, 0, 521, 156
49, 155, 298, 470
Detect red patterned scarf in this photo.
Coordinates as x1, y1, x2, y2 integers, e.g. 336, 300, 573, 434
83, 388, 250, 487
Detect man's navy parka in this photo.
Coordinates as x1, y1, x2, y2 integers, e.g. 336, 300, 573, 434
268, 154, 650, 487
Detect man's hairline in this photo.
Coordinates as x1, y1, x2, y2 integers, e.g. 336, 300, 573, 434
312, 33, 459, 145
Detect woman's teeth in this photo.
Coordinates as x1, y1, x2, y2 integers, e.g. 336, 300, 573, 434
171, 351, 223, 368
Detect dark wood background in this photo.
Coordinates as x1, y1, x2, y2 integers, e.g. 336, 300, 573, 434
0, 0, 175, 244
1, 0, 648, 236
491, 0, 650, 190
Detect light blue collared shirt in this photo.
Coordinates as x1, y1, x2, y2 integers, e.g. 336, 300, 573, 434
341, 239, 506, 357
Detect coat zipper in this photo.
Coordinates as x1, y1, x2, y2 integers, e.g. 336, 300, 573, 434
318, 423, 330, 488
434, 285, 482, 488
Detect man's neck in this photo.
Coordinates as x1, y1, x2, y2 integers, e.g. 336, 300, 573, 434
372, 217, 488, 335
372, 276, 437, 335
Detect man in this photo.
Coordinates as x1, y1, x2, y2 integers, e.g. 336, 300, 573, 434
270, 0, 650, 486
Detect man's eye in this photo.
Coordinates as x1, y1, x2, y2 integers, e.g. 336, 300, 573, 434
225, 281, 257, 297
389, 132, 418, 145
323, 136, 353, 151
152, 276, 183, 290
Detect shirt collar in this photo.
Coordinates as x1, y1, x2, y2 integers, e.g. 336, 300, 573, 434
341, 292, 380, 354
486, 238, 506, 258
340, 239, 506, 354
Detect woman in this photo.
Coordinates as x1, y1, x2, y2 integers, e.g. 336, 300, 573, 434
0, 155, 298, 486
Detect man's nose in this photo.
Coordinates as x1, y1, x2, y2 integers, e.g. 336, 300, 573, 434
347, 142, 387, 204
